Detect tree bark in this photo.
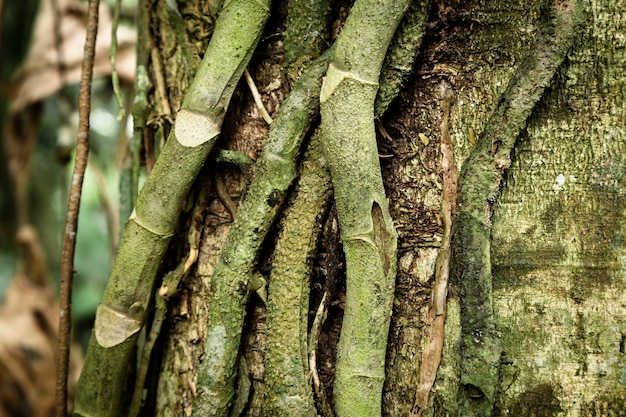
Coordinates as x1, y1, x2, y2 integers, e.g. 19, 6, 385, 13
70, 0, 626, 415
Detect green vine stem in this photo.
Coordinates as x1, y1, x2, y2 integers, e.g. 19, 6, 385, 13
264, 134, 332, 417
192, 50, 331, 417
72, 0, 270, 414
127, 196, 202, 417
375, 0, 430, 117
283, 0, 331, 86
261, 2, 332, 413
319, 0, 410, 415
452, 1, 581, 415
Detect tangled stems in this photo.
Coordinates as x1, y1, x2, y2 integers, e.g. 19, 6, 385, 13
73, 0, 270, 414
192, 50, 331, 417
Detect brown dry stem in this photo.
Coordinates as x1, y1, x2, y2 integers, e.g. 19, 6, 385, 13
56, 0, 100, 415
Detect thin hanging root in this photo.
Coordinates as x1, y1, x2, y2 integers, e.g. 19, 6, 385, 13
183, 247, 199, 272
215, 173, 237, 221
308, 292, 334, 417
308, 293, 326, 394
244, 69, 273, 125
56, 0, 99, 415
110, 0, 125, 119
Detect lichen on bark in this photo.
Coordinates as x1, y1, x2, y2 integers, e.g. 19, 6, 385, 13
451, 0, 581, 415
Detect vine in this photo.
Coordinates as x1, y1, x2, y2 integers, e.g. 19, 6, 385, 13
452, 1, 581, 414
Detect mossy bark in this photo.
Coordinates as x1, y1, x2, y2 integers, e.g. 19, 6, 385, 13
489, 0, 626, 413
451, 2, 579, 414
263, 135, 332, 417
283, 0, 331, 86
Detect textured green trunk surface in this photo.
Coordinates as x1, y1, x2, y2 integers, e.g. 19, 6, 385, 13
86, 0, 626, 416
488, 0, 626, 413
432, 0, 626, 415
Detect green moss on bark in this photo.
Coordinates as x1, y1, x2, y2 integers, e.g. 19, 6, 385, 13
452, 1, 581, 414
264, 135, 332, 417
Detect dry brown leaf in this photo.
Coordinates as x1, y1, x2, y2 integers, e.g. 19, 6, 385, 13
8, 0, 136, 113
0, 226, 82, 417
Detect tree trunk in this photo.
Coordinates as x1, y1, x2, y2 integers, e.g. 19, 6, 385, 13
74, 0, 626, 415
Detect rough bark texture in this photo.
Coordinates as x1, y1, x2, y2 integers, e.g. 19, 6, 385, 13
102, 0, 626, 416
489, 0, 626, 413
381, 0, 625, 415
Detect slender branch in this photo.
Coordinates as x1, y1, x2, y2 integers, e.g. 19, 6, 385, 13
283, 0, 331, 86
375, 0, 430, 117
264, 133, 332, 417
56, 0, 100, 416
244, 69, 273, 125
110, 0, 125, 119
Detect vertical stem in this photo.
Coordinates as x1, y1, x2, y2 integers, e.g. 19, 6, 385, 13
56, 0, 99, 415
264, 133, 332, 417
319, 0, 410, 415
110, 0, 125, 118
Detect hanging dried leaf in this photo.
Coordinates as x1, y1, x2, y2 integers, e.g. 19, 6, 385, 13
7, 0, 135, 113
0, 226, 82, 417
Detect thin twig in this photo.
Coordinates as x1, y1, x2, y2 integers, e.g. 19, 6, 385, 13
110, 0, 126, 119
51, 0, 67, 88
308, 292, 334, 417
56, 0, 100, 415
215, 173, 237, 221
244, 68, 273, 125
308, 292, 325, 392
150, 47, 173, 118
